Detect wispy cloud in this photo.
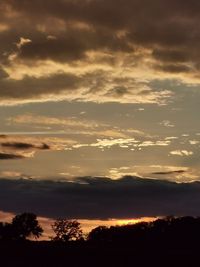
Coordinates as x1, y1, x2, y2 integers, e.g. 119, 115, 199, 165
7, 114, 148, 139
160, 120, 175, 128
7, 114, 101, 129
170, 150, 193, 156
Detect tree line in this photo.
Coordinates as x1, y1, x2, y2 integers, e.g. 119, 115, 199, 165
1, 213, 200, 247
0, 213, 82, 242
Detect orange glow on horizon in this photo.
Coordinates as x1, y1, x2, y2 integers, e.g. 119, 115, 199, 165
116, 217, 157, 226
0, 211, 157, 240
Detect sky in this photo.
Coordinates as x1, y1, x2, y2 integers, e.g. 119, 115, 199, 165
1, 0, 200, 233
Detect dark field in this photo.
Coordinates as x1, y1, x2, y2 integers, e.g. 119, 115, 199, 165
1, 241, 200, 267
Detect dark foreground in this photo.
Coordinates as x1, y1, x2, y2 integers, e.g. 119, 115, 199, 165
2, 216, 200, 266
1, 241, 200, 267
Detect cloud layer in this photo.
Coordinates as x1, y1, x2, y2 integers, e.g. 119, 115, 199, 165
1, 176, 200, 219
1, 0, 200, 105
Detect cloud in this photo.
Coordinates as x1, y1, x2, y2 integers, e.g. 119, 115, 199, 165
107, 165, 193, 182
73, 138, 171, 150
93, 138, 137, 148
138, 140, 171, 147
0, 152, 24, 160
0, 0, 199, 72
160, 120, 175, 128
170, 150, 194, 156
1, 142, 35, 149
189, 140, 200, 145
152, 170, 186, 175
155, 64, 191, 74
39, 143, 50, 150
1, 176, 200, 219
0, 135, 7, 138
0, 135, 75, 160
0, 72, 80, 102
1, 141, 50, 150
2, 0, 200, 105
7, 114, 148, 139
0, 69, 173, 106
8, 114, 102, 129
0, 136, 51, 157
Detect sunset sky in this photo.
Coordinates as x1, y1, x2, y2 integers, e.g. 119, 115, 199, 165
1, 0, 200, 233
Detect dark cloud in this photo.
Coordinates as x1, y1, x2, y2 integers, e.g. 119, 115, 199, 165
0, 0, 199, 72
18, 29, 132, 63
1, 176, 200, 219
152, 170, 186, 175
0, 152, 24, 160
1, 142, 35, 149
1, 142, 50, 150
0, 135, 7, 138
1, 0, 199, 105
0, 73, 80, 100
106, 87, 130, 98
152, 49, 190, 64
39, 143, 50, 150
0, 70, 149, 102
155, 64, 191, 74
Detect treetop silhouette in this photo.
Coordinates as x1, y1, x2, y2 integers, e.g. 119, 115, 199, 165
52, 219, 83, 242
0, 212, 43, 241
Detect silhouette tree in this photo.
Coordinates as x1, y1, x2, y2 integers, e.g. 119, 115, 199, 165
87, 226, 109, 242
12, 212, 43, 240
52, 219, 83, 242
